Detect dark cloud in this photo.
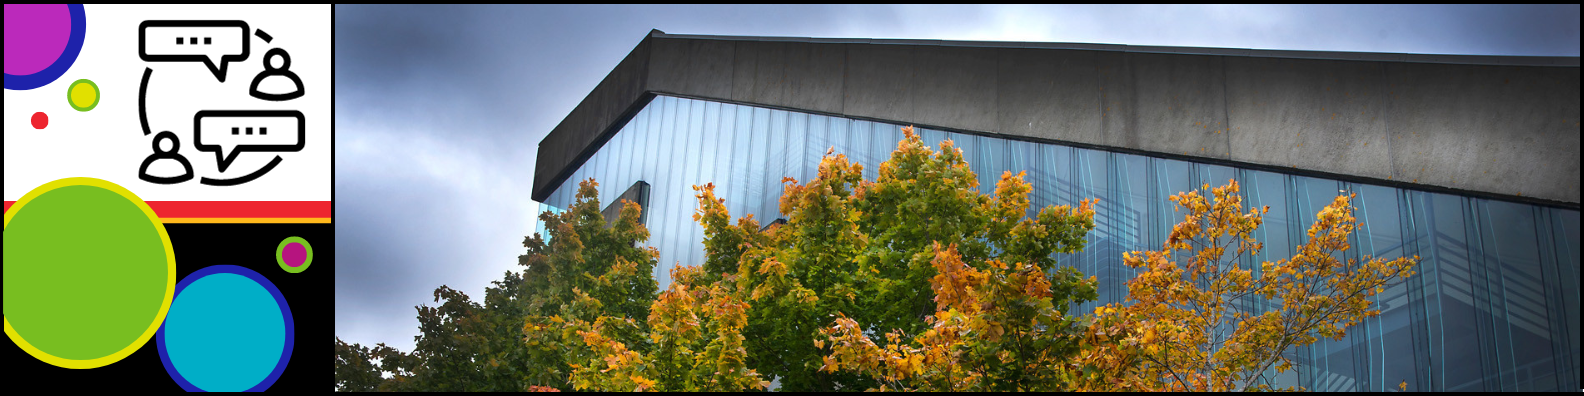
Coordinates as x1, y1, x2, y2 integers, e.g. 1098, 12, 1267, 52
332, 4, 1579, 351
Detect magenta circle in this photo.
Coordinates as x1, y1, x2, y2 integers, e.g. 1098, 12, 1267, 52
4, 4, 72, 76
282, 242, 306, 267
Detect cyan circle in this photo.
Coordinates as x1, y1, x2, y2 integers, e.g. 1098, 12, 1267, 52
156, 265, 293, 392
4, 4, 85, 91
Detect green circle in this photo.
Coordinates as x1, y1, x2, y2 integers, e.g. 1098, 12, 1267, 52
276, 236, 313, 273
4, 179, 174, 368
67, 79, 100, 112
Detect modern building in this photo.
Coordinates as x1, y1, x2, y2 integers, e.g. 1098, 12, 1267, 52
533, 30, 1580, 391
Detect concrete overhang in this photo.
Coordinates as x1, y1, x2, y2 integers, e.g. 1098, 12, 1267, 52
535, 30, 1581, 208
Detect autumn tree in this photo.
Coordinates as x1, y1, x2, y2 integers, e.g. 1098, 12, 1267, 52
334, 179, 660, 391
518, 179, 768, 392
693, 126, 1108, 391
1073, 180, 1419, 391
548, 263, 769, 391
814, 176, 1102, 391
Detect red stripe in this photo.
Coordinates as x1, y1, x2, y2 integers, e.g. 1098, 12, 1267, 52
4, 201, 331, 218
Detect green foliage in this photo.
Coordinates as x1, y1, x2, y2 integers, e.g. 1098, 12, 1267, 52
700, 126, 1105, 391
335, 125, 1422, 393
334, 337, 387, 392
334, 179, 660, 391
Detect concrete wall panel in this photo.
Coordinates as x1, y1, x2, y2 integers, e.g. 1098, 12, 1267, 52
1121, 53, 1230, 159
842, 44, 915, 126
1097, 51, 1137, 153
1226, 57, 1391, 180
649, 38, 734, 100
780, 42, 846, 114
536, 32, 1581, 205
996, 48, 1102, 146
912, 46, 999, 132
1386, 63, 1580, 203
730, 41, 789, 105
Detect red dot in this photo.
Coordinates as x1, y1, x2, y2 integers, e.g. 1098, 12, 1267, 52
32, 112, 49, 129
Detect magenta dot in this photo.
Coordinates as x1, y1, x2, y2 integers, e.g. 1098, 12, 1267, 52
4, 4, 72, 76
282, 242, 306, 267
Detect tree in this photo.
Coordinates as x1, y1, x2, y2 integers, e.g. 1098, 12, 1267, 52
818, 236, 1102, 391
553, 264, 769, 392
334, 337, 387, 392
334, 178, 660, 392
519, 179, 768, 392
814, 173, 1102, 391
696, 126, 1107, 391
1072, 180, 1419, 391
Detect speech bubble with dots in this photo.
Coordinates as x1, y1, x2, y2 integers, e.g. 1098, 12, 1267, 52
192, 110, 304, 173
139, 20, 249, 82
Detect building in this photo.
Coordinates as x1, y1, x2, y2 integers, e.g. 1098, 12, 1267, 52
533, 30, 1580, 391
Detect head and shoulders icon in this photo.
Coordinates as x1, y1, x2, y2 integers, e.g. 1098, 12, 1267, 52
249, 48, 303, 101
139, 131, 193, 184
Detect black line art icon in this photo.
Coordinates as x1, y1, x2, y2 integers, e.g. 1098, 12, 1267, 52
138, 20, 250, 83
250, 48, 303, 101
139, 131, 195, 184
192, 110, 305, 173
137, 20, 308, 187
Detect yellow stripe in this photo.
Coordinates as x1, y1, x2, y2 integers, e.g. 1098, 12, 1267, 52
161, 218, 332, 224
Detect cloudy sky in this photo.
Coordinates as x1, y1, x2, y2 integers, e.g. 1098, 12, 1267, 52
332, 4, 1580, 352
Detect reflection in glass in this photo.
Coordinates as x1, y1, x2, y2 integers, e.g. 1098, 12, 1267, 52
538, 95, 1580, 391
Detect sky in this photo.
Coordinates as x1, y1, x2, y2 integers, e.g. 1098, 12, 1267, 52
332, 4, 1581, 353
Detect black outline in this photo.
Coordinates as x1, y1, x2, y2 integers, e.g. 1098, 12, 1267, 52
250, 48, 304, 101
192, 110, 305, 173
140, 131, 195, 184
139, 68, 153, 135
201, 155, 283, 186
139, 20, 250, 82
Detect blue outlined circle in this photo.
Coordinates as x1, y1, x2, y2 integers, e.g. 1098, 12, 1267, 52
4, 4, 86, 91
156, 265, 293, 392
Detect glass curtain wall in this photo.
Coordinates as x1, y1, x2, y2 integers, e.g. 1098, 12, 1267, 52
538, 95, 1580, 391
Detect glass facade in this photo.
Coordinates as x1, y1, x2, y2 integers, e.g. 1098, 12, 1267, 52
538, 95, 1580, 391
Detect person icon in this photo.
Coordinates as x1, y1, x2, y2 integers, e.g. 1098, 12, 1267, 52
140, 131, 194, 184
249, 48, 304, 101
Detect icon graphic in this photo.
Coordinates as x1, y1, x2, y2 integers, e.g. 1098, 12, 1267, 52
139, 131, 195, 184
249, 48, 303, 101
137, 21, 307, 186
138, 20, 249, 83
192, 110, 303, 185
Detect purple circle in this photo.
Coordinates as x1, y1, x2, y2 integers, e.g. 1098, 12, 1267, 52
282, 242, 306, 267
4, 4, 71, 76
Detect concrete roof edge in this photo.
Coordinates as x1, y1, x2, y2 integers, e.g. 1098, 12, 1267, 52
651, 32, 1581, 67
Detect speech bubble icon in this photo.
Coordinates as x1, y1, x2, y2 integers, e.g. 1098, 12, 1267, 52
139, 20, 250, 82
193, 110, 305, 173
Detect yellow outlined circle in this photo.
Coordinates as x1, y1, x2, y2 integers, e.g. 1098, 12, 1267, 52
3, 177, 176, 369
68, 79, 100, 112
